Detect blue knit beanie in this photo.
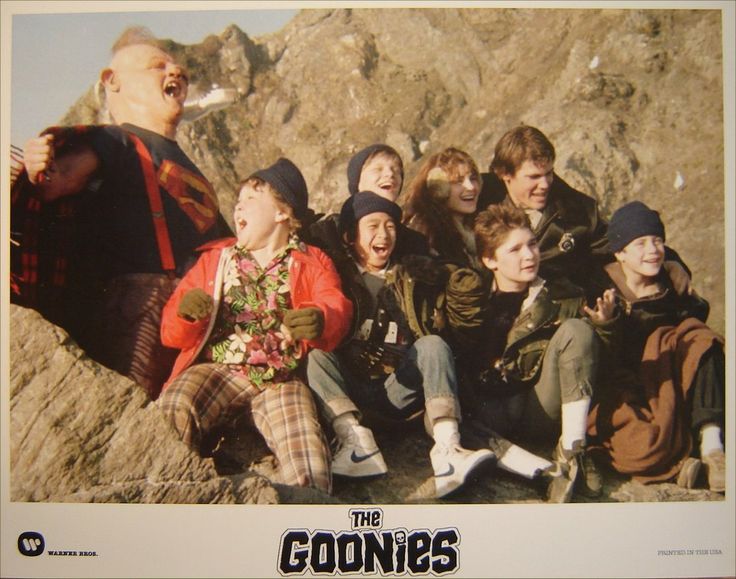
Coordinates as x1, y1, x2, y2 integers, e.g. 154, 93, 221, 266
347, 144, 404, 196
607, 201, 666, 252
339, 191, 403, 237
252, 158, 308, 221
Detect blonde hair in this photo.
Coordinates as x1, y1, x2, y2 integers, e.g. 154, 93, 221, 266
111, 26, 161, 55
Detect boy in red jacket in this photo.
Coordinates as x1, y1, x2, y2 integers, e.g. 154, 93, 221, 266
158, 158, 352, 494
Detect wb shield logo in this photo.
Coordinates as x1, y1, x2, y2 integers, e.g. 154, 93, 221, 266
18, 532, 45, 557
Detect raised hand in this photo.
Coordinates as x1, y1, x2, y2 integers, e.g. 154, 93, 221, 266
23, 134, 55, 184
583, 288, 616, 323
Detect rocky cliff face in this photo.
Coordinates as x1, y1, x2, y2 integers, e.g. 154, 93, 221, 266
9, 306, 281, 504
63, 7, 726, 333
13, 7, 726, 505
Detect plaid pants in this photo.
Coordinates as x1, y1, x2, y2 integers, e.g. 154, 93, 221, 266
158, 363, 331, 493
84, 273, 180, 400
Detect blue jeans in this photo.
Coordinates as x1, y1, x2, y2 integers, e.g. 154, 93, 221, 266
306, 334, 460, 427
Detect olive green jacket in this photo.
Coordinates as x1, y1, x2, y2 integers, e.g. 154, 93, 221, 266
498, 278, 588, 385
460, 276, 613, 397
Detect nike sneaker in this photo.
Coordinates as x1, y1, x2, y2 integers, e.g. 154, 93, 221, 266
332, 424, 388, 478
430, 444, 495, 498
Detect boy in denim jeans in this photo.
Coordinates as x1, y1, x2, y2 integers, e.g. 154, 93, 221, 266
306, 191, 493, 498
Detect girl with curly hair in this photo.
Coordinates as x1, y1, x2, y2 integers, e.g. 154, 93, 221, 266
402, 147, 483, 269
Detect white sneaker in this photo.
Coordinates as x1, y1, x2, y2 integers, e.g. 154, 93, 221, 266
430, 444, 495, 498
332, 425, 388, 478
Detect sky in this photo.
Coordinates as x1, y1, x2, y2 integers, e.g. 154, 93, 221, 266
7, 3, 299, 146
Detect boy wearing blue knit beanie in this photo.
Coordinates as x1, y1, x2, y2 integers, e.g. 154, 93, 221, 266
588, 201, 726, 492
307, 143, 430, 260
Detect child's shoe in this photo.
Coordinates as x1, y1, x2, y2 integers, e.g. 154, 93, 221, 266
546, 440, 601, 502
332, 425, 388, 478
702, 450, 725, 493
578, 445, 603, 498
430, 444, 495, 498
676, 456, 702, 489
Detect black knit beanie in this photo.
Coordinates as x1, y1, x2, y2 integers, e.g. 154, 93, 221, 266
339, 191, 403, 237
252, 158, 308, 221
607, 201, 666, 252
347, 144, 403, 196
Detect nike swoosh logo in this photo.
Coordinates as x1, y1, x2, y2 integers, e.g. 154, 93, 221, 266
434, 464, 455, 478
351, 449, 381, 463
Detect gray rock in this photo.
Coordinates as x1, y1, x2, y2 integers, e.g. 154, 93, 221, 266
9, 305, 279, 505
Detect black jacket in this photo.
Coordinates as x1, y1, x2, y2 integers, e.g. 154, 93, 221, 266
479, 172, 610, 296
479, 172, 692, 297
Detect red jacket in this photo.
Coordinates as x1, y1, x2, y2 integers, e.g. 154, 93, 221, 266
160, 238, 353, 390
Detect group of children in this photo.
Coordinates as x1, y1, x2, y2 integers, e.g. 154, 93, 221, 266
12, 28, 725, 502
160, 132, 725, 502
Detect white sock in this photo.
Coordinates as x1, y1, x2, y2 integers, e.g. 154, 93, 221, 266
497, 444, 554, 480
700, 423, 724, 456
432, 418, 461, 447
560, 397, 591, 450
333, 412, 359, 440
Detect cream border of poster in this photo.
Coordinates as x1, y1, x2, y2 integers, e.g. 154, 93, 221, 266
1, 1, 734, 578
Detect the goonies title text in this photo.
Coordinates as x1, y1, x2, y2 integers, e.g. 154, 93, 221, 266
277, 508, 460, 576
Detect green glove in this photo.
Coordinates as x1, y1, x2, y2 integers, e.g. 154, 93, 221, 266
178, 288, 214, 321
283, 307, 324, 341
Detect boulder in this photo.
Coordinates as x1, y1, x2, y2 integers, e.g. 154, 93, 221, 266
9, 305, 280, 505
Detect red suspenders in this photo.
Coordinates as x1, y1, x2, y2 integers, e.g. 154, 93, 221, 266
127, 132, 177, 275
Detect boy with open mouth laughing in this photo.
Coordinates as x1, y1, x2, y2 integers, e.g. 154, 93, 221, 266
157, 158, 352, 494
306, 191, 494, 499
